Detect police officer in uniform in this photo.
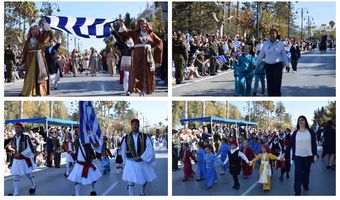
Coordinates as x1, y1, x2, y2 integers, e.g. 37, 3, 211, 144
173, 33, 188, 84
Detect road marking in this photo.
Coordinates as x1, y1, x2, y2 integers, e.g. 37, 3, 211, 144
101, 181, 119, 195
4, 79, 24, 85
241, 180, 258, 196
172, 70, 233, 89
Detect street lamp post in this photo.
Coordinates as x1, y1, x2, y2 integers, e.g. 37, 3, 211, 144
288, 2, 291, 39
296, 7, 309, 40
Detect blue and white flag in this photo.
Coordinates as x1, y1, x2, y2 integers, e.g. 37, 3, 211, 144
45, 16, 117, 38
232, 40, 241, 48
79, 101, 103, 153
215, 55, 229, 63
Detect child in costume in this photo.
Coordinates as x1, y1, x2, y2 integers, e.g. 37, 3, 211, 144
204, 144, 223, 189
216, 138, 230, 175
196, 141, 206, 181
181, 142, 196, 181
100, 136, 113, 174
240, 140, 255, 178
250, 143, 282, 191
280, 139, 291, 181
223, 140, 251, 190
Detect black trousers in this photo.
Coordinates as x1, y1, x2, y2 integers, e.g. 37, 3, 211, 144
210, 58, 217, 75
172, 148, 179, 170
264, 62, 283, 96
232, 174, 239, 185
294, 156, 313, 195
291, 59, 298, 71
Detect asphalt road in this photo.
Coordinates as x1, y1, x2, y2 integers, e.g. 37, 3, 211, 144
5, 73, 168, 97
4, 150, 168, 196
172, 147, 335, 196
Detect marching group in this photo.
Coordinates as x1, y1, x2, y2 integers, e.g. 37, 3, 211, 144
173, 29, 335, 96
172, 117, 335, 195
4, 18, 166, 97
4, 119, 160, 196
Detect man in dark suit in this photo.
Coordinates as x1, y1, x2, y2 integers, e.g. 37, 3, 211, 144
45, 37, 61, 90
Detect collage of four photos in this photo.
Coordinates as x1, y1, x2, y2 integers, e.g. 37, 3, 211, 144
2, 0, 337, 197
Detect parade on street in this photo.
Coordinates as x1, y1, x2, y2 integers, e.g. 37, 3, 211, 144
4, 101, 168, 196
172, 1, 335, 96
4, 2, 168, 97
172, 101, 336, 195
173, 49, 335, 96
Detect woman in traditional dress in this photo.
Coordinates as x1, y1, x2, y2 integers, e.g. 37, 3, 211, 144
82, 51, 90, 75
117, 18, 163, 96
20, 22, 52, 96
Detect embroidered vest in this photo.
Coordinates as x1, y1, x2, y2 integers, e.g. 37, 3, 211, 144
228, 150, 241, 168
125, 132, 147, 158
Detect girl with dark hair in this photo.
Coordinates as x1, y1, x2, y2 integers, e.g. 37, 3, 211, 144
196, 141, 206, 181
256, 29, 289, 96
283, 115, 318, 195
180, 143, 196, 181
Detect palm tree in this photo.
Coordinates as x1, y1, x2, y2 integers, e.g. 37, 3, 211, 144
275, 102, 286, 124
329, 20, 335, 29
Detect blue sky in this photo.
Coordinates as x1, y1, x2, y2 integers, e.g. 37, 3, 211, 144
229, 101, 332, 126
35, 1, 149, 52
63, 101, 168, 126
293, 1, 336, 27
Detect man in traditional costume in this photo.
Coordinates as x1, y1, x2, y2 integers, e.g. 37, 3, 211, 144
64, 131, 75, 177
67, 140, 102, 195
20, 21, 51, 96
7, 123, 37, 196
117, 18, 163, 96
121, 119, 156, 195
45, 37, 61, 90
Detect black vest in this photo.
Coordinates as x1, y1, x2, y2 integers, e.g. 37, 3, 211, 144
271, 142, 281, 156
11, 134, 35, 155
124, 133, 147, 158
228, 150, 241, 174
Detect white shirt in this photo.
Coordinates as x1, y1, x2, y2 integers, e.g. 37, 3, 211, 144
223, 148, 249, 165
256, 40, 289, 66
295, 130, 313, 157
255, 43, 263, 53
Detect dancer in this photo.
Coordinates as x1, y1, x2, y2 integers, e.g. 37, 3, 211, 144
204, 144, 223, 189
121, 119, 157, 195
8, 123, 37, 196
223, 140, 251, 190
251, 144, 281, 191
196, 141, 206, 181
181, 143, 196, 181
117, 18, 163, 96
20, 21, 51, 96
67, 141, 102, 196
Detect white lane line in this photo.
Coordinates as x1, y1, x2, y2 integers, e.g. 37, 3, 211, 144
101, 181, 119, 195
4, 79, 24, 86
241, 180, 259, 196
172, 70, 233, 89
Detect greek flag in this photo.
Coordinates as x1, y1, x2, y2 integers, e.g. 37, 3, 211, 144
215, 55, 229, 63
45, 16, 117, 38
232, 40, 241, 48
79, 101, 103, 153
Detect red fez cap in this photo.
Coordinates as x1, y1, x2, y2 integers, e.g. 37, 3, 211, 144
262, 143, 269, 151
131, 119, 140, 124
15, 123, 23, 127
283, 139, 289, 146
230, 140, 238, 147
